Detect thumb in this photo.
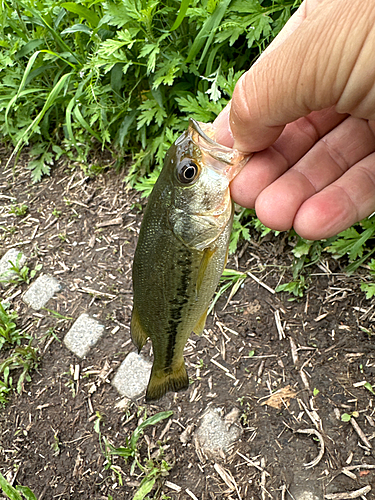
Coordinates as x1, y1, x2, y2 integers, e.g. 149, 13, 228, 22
229, 0, 375, 153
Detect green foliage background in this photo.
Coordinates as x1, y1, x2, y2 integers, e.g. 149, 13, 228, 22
0, 0, 299, 182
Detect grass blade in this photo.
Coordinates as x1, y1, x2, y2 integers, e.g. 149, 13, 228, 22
16, 486, 38, 500
0, 472, 23, 500
73, 104, 103, 144
132, 476, 155, 500
6, 72, 73, 168
129, 411, 173, 450
61, 2, 100, 28
170, 0, 190, 31
186, 0, 231, 64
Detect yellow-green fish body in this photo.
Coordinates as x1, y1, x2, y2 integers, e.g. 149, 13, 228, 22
131, 119, 249, 401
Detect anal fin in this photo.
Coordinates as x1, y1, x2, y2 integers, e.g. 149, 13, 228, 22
193, 308, 208, 336
130, 307, 149, 352
145, 359, 189, 402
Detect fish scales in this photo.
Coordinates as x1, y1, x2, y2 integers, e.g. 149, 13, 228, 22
131, 119, 250, 401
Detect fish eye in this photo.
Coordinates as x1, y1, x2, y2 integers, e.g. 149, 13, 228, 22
176, 159, 200, 185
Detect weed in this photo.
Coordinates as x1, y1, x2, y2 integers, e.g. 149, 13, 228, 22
341, 411, 359, 422
360, 258, 375, 299
0, 471, 38, 500
0, 344, 39, 396
52, 208, 61, 217
42, 308, 73, 321
0, 303, 23, 348
0, 303, 39, 406
209, 268, 247, 314
95, 410, 173, 499
8, 204, 28, 217
275, 234, 327, 299
0, 253, 42, 285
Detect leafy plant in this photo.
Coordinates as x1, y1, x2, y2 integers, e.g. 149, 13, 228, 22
0, 303, 39, 406
8, 204, 28, 217
275, 234, 327, 298
0, 303, 22, 348
0, 471, 38, 500
1, 256, 42, 286
209, 268, 247, 313
0, 0, 301, 183
360, 258, 375, 299
95, 410, 173, 499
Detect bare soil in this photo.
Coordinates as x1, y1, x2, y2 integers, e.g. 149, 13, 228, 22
0, 160, 375, 500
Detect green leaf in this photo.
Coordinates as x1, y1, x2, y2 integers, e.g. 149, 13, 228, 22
341, 413, 352, 422
133, 476, 155, 500
186, 0, 231, 64
61, 2, 100, 27
364, 382, 375, 395
15, 40, 44, 60
16, 485, 38, 499
129, 411, 173, 451
27, 151, 53, 183
171, 0, 190, 30
137, 98, 167, 129
0, 472, 23, 500
61, 24, 93, 35
361, 282, 375, 299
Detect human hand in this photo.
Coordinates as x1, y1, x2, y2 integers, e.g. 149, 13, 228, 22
214, 0, 375, 240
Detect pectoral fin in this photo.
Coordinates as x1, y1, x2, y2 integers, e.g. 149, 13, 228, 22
131, 307, 149, 352
193, 308, 208, 336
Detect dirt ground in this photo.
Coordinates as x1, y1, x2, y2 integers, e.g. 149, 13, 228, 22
0, 159, 375, 500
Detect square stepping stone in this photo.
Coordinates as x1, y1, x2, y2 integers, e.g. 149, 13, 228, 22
23, 274, 62, 310
0, 248, 26, 284
194, 408, 242, 459
64, 313, 105, 358
112, 352, 152, 399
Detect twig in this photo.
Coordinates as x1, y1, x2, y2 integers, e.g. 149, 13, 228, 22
289, 337, 299, 366
210, 358, 229, 373
186, 489, 199, 500
350, 418, 372, 449
299, 368, 310, 391
274, 310, 285, 340
324, 485, 371, 499
296, 428, 325, 468
236, 451, 269, 475
247, 272, 275, 294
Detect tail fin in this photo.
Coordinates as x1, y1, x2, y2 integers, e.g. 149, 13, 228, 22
145, 360, 189, 402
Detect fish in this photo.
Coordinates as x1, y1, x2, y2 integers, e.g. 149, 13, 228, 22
131, 119, 250, 402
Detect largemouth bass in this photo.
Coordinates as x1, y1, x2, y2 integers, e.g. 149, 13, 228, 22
131, 119, 250, 402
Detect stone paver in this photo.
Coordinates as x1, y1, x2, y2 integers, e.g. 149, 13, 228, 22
64, 313, 105, 358
23, 274, 62, 310
288, 469, 323, 500
112, 351, 152, 399
0, 248, 26, 282
194, 407, 242, 458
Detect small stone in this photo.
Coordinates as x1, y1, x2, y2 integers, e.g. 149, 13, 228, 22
64, 313, 105, 358
0, 248, 26, 283
23, 274, 62, 310
112, 352, 152, 399
288, 469, 323, 500
194, 408, 242, 460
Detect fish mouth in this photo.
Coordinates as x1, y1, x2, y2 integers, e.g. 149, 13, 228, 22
189, 118, 252, 182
